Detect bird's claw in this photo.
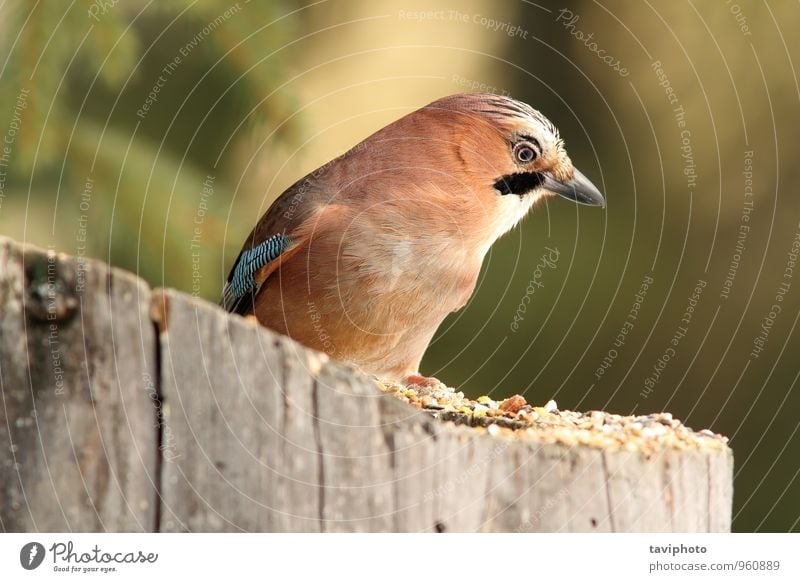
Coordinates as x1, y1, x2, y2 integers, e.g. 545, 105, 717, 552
404, 374, 443, 388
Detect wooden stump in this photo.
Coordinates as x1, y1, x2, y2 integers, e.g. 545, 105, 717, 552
0, 236, 733, 532
0, 237, 158, 531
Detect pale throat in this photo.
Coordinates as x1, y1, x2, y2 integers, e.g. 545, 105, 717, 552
485, 190, 543, 249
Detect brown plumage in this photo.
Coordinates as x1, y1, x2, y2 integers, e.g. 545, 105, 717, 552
222, 93, 604, 382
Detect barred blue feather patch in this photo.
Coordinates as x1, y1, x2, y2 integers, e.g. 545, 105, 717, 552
221, 234, 289, 309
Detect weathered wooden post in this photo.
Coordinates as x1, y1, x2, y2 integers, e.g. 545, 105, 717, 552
0, 236, 733, 532
0, 236, 158, 531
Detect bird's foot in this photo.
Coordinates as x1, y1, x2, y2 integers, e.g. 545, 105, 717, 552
404, 374, 443, 388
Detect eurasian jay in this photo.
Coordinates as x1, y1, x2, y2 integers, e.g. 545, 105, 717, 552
221, 93, 604, 384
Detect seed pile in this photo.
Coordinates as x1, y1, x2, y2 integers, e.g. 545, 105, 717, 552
376, 379, 729, 454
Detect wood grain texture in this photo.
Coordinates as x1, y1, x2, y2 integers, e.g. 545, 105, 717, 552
154, 289, 733, 533
0, 236, 734, 532
0, 236, 158, 532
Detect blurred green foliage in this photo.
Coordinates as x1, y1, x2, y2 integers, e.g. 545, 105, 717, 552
0, 0, 300, 296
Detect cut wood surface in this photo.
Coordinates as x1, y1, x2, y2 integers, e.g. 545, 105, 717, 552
0, 236, 733, 532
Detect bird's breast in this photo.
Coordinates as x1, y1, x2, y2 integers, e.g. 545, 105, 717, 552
332, 226, 481, 329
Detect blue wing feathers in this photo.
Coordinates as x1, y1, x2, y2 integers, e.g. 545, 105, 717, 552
221, 234, 289, 311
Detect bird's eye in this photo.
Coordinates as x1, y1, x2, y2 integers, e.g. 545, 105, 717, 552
513, 142, 538, 164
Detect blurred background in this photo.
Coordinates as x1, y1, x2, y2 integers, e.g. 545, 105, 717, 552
0, 0, 798, 532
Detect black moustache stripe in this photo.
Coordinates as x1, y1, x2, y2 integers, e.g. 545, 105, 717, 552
493, 171, 545, 196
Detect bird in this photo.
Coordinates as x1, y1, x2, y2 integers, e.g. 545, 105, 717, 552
221, 93, 604, 385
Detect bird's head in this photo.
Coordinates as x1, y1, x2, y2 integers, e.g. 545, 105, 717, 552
414, 93, 605, 243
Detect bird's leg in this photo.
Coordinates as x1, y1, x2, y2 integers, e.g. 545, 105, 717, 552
404, 374, 443, 388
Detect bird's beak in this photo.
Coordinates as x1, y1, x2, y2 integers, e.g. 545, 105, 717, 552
543, 168, 605, 208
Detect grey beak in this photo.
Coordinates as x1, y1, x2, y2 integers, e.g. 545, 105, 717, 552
543, 168, 605, 208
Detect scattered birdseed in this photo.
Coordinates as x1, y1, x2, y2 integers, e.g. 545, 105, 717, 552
374, 378, 730, 454
499, 394, 526, 414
